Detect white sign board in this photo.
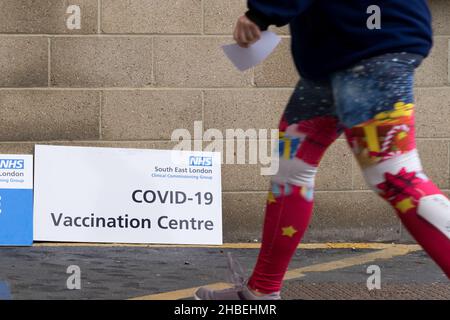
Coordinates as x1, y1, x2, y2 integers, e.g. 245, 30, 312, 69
0, 155, 34, 246
33, 145, 222, 245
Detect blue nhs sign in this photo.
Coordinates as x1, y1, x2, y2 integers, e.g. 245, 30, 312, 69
189, 156, 212, 167
0, 159, 24, 170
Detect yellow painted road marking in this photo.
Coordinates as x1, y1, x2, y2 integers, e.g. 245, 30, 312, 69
32, 242, 407, 250
284, 244, 420, 280
130, 283, 230, 301
128, 244, 420, 300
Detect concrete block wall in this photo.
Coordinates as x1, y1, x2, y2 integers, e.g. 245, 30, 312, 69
0, 0, 449, 243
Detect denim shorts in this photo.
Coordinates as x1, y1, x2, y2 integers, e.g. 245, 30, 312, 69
283, 52, 424, 131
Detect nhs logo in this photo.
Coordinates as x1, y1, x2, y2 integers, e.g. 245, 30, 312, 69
189, 156, 212, 167
0, 159, 25, 170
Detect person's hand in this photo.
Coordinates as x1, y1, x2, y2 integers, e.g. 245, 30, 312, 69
233, 15, 261, 48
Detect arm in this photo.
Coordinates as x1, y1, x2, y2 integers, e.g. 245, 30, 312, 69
246, 0, 314, 30
234, 0, 313, 48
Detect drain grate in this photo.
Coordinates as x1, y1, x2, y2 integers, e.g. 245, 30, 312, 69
282, 282, 450, 300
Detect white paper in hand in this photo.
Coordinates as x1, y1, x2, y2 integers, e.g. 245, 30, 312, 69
222, 31, 281, 71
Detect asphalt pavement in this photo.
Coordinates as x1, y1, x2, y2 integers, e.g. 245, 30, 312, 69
0, 243, 448, 300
